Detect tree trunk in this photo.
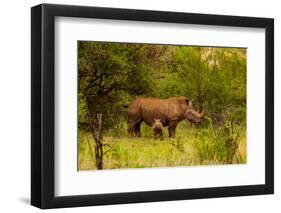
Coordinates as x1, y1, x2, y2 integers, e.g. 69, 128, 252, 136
85, 96, 104, 170
94, 114, 103, 170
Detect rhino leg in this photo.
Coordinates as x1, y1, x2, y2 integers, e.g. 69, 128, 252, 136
160, 131, 164, 140
168, 121, 178, 138
127, 122, 134, 137
153, 131, 157, 140
128, 119, 142, 137
134, 122, 142, 137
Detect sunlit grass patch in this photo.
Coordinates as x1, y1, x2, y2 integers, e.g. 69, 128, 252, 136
78, 121, 246, 170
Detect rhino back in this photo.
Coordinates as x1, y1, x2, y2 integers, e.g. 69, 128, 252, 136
140, 98, 184, 126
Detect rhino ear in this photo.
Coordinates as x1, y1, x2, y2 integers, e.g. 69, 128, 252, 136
185, 98, 193, 106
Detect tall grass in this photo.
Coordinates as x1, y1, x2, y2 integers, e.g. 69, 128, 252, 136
193, 127, 246, 165
78, 121, 246, 170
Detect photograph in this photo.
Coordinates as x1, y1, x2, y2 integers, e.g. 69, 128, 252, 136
30, 2, 274, 209
78, 41, 247, 170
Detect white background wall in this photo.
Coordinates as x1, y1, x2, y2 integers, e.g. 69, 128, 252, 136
0, 0, 279, 212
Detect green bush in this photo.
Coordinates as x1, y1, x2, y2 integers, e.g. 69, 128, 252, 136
193, 110, 245, 164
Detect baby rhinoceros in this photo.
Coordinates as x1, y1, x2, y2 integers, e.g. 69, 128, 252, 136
152, 118, 164, 140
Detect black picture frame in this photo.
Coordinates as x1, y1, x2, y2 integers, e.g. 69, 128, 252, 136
31, 3, 274, 209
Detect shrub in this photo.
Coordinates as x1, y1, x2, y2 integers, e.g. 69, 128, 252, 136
193, 109, 245, 164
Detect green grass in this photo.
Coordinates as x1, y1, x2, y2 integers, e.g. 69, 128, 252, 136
78, 122, 246, 170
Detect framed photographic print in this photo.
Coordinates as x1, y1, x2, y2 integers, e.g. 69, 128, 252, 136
31, 3, 274, 209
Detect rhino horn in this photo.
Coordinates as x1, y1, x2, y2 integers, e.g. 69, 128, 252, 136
199, 109, 205, 118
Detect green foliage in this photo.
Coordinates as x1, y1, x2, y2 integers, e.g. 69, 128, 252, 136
193, 109, 246, 164
168, 47, 246, 114
78, 42, 155, 132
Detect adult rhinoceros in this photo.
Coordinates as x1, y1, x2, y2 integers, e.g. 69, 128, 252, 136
125, 96, 204, 138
